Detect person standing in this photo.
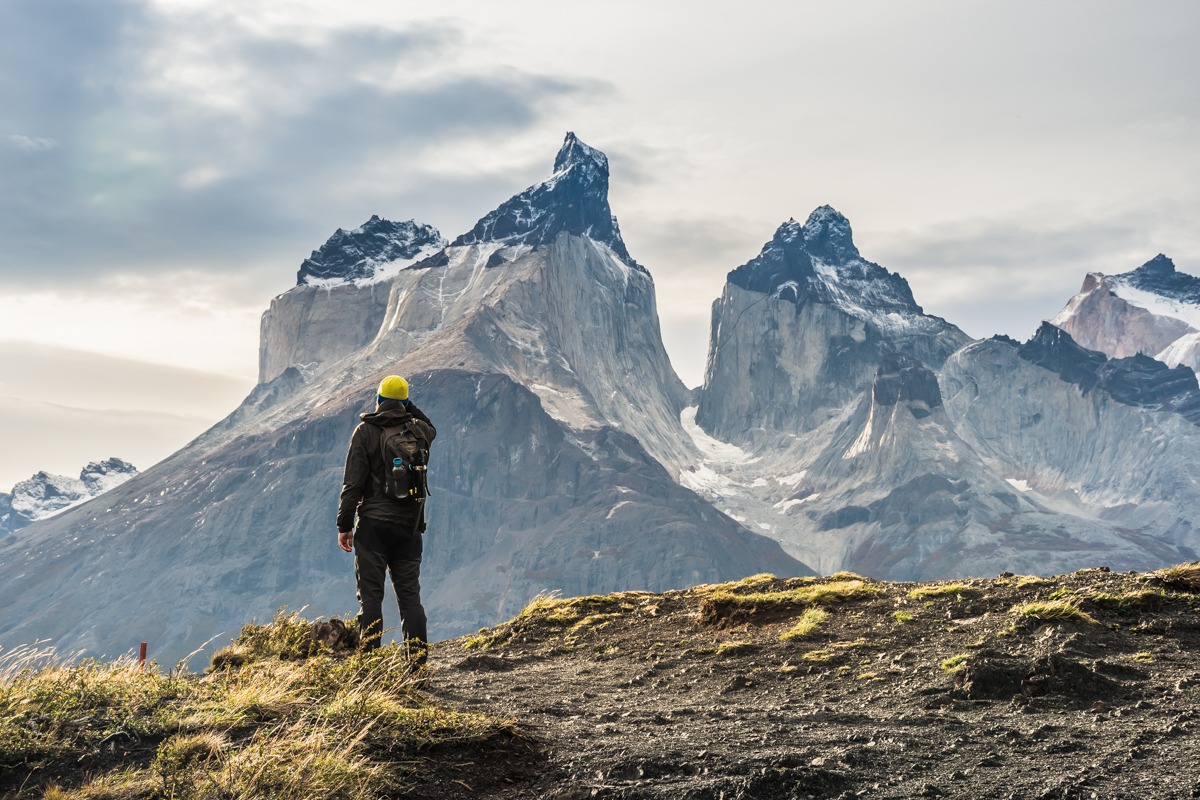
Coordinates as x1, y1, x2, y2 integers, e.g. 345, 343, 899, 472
337, 375, 436, 666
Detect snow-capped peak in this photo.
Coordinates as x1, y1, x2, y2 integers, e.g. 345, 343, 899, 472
801, 205, 860, 264
297, 217, 446, 286
727, 207, 923, 322
1, 457, 139, 536
1113, 254, 1200, 307
553, 131, 608, 176
451, 133, 642, 271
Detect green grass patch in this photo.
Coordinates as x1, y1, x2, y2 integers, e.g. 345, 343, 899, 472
695, 573, 782, 595
1009, 599, 1098, 626
516, 593, 629, 625
715, 641, 756, 657
1130, 651, 1155, 664
891, 610, 915, 624
940, 653, 969, 673
780, 608, 829, 642
700, 579, 881, 627
907, 583, 981, 600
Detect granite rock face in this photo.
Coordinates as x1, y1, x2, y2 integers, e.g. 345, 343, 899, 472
260, 218, 445, 383
258, 280, 395, 384
698, 208, 970, 441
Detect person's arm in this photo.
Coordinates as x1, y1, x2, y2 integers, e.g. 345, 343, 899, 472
336, 425, 371, 538
407, 401, 436, 444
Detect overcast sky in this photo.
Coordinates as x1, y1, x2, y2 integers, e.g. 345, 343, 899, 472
1, 0, 1198, 489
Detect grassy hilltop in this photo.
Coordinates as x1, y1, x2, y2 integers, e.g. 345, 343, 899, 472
5, 564, 1200, 799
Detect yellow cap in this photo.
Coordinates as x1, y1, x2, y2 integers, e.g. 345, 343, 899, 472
377, 375, 409, 401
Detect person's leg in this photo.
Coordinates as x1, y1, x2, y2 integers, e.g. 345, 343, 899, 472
386, 516, 428, 667
353, 517, 389, 651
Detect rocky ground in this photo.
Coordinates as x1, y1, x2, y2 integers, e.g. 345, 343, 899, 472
414, 566, 1200, 799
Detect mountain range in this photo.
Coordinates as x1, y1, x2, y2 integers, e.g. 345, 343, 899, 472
0, 458, 137, 537
0, 133, 1197, 666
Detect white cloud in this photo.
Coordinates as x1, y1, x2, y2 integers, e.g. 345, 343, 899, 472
0, 272, 267, 378
0, 342, 252, 490
5, 134, 59, 151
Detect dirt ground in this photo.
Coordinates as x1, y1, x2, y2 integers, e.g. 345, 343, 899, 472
413, 568, 1200, 799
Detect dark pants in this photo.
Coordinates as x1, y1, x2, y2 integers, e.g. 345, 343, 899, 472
354, 514, 427, 665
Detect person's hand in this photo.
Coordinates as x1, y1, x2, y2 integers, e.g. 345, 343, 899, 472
337, 530, 354, 552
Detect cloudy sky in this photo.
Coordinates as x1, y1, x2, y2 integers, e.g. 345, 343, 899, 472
1, 0, 1198, 489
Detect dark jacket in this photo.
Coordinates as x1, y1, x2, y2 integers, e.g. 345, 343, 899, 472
337, 399, 436, 532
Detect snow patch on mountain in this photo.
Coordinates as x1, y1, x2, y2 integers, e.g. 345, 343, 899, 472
1159, 331, 1200, 368
1111, 283, 1200, 332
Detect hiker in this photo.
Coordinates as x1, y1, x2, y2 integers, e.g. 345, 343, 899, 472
336, 375, 436, 666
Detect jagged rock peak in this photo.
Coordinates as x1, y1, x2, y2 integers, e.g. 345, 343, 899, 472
872, 352, 943, 418
1019, 323, 1107, 392
1019, 323, 1200, 425
450, 132, 643, 271
726, 207, 920, 316
1114, 254, 1200, 305
80, 458, 139, 494
297, 216, 445, 286
801, 205, 860, 264
763, 206, 859, 263
553, 130, 608, 175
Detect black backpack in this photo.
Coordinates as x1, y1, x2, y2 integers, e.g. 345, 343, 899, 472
379, 419, 430, 501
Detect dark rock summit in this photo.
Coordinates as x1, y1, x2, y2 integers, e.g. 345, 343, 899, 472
1020, 322, 1200, 425
726, 206, 920, 315
1018, 323, 1108, 393
297, 216, 444, 284
1116, 254, 1200, 305
452, 132, 642, 270
872, 352, 943, 417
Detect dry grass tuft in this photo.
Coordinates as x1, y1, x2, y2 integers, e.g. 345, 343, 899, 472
1009, 599, 1098, 626
1153, 561, 1200, 591
1, 614, 515, 800
780, 608, 829, 642
715, 641, 755, 657
908, 582, 981, 600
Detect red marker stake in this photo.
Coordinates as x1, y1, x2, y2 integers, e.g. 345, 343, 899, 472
138, 642, 147, 672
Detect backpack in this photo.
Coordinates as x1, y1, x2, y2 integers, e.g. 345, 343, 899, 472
379, 419, 430, 501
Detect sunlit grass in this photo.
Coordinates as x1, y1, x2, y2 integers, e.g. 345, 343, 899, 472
0, 615, 515, 800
